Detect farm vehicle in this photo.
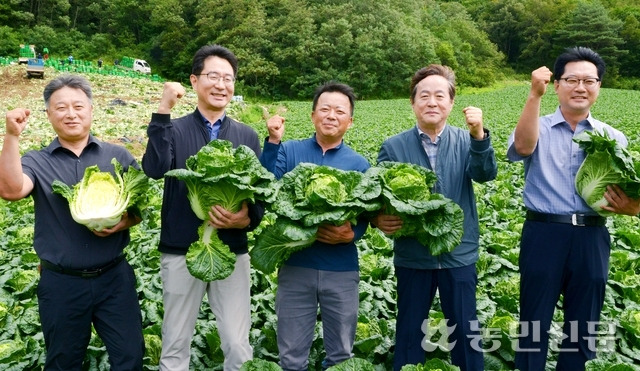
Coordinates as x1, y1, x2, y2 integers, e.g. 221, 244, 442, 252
117, 56, 151, 74
26, 58, 45, 78
19, 44, 36, 64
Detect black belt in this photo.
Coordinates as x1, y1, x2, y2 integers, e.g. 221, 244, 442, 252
40, 254, 125, 278
526, 210, 606, 227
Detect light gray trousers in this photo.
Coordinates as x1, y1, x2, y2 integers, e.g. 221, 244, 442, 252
276, 265, 359, 371
159, 253, 253, 371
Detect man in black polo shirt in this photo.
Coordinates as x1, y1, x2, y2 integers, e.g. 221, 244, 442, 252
0, 74, 144, 370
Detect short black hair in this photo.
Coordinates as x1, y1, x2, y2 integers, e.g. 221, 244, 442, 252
43, 74, 92, 109
191, 44, 238, 76
554, 46, 606, 80
311, 82, 356, 117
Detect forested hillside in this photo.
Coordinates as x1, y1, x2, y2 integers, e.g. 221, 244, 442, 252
1, 0, 639, 96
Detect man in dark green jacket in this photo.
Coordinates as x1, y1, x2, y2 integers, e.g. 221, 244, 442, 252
372, 64, 497, 371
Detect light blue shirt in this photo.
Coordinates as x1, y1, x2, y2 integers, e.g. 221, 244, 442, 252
201, 113, 224, 141
507, 107, 627, 215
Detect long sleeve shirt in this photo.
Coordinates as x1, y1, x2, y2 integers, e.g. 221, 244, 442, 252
142, 109, 263, 255
260, 134, 370, 271
378, 124, 497, 269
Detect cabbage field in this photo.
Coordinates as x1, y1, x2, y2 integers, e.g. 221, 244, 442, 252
2, 64, 640, 370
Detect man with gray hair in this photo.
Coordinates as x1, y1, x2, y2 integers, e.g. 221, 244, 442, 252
0, 74, 145, 370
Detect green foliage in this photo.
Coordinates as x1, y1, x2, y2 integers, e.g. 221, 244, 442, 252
5, 70, 640, 369
240, 358, 282, 370
0, 0, 510, 97
399, 358, 461, 370
552, 1, 625, 78
325, 357, 375, 370
250, 163, 381, 274
365, 162, 464, 255
573, 130, 640, 216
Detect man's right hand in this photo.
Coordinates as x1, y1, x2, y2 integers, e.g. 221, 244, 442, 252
370, 213, 403, 235
266, 114, 285, 144
158, 82, 186, 114
530, 66, 552, 98
5, 108, 30, 137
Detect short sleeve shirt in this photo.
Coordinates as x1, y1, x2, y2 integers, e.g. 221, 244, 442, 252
507, 107, 628, 214
21, 136, 137, 269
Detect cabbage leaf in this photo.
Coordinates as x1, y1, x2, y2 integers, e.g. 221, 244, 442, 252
250, 217, 318, 275
250, 163, 381, 274
272, 163, 381, 226
574, 130, 640, 216
366, 162, 464, 256
186, 222, 237, 282
52, 158, 150, 231
165, 140, 276, 281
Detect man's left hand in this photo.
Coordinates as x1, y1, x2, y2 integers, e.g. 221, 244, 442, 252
208, 201, 251, 229
316, 221, 355, 244
92, 211, 141, 237
602, 184, 640, 216
463, 106, 485, 140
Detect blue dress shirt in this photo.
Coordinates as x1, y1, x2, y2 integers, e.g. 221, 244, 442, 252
507, 107, 627, 215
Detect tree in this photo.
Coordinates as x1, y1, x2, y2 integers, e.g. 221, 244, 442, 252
552, 0, 626, 74
476, 0, 527, 65
610, 7, 640, 78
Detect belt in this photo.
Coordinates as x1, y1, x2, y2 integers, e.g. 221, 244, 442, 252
40, 254, 125, 278
525, 210, 606, 227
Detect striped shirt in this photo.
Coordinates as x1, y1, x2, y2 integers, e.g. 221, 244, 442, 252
507, 107, 627, 215
417, 125, 443, 171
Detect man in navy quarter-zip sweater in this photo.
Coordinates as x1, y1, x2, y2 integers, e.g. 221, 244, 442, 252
142, 44, 263, 371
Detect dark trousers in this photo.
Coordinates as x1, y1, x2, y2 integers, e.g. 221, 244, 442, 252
37, 260, 145, 371
393, 264, 484, 371
514, 221, 610, 371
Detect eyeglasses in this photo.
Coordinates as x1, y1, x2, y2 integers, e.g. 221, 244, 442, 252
198, 72, 235, 85
557, 77, 600, 88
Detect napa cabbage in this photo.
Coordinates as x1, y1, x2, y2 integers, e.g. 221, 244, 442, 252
165, 140, 276, 282
240, 359, 283, 370
574, 130, 640, 216
250, 163, 381, 275
366, 162, 464, 256
52, 158, 150, 231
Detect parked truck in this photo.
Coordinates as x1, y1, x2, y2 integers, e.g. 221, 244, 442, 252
19, 44, 36, 64
119, 56, 151, 74
26, 58, 45, 78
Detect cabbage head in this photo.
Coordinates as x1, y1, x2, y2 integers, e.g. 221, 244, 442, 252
366, 161, 464, 256
165, 140, 276, 281
250, 163, 381, 275
52, 158, 150, 231
271, 163, 381, 227
574, 130, 640, 216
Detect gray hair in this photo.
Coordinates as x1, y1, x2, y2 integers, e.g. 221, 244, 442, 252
43, 74, 93, 108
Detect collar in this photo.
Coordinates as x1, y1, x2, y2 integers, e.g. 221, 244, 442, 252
199, 110, 226, 127
416, 124, 446, 141
311, 133, 344, 151
550, 106, 595, 129
47, 134, 101, 154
